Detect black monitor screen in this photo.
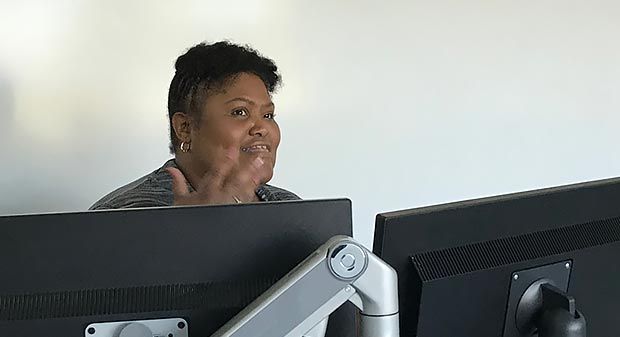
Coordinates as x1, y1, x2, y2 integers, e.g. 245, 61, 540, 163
373, 177, 620, 337
0, 199, 354, 337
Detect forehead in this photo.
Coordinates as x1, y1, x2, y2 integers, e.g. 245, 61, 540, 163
215, 73, 271, 102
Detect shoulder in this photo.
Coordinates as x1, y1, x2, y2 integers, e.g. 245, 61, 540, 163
89, 160, 176, 210
258, 184, 302, 201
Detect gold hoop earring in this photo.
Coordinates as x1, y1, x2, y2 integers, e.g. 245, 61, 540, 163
180, 141, 191, 153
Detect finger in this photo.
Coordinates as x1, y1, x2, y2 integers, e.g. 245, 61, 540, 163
236, 156, 265, 187
240, 146, 275, 178
254, 153, 274, 184
248, 156, 268, 186
242, 154, 274, 186
223, 146, 240, 162
224, 157, 266, 201
165, 167, 191, 198
195, 148, 239, 191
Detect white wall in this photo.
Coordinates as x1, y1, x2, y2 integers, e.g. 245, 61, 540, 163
1, 0, 619, 247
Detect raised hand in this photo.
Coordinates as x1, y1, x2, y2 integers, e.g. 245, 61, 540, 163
166, 149, 272, 205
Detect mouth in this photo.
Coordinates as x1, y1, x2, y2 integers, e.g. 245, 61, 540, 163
241, 144, 271, 153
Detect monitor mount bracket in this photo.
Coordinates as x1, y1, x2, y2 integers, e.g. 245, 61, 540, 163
85, 236, 399, 337
212, 235, 400, 337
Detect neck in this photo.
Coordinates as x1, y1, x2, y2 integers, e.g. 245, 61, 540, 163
174, 153, 262, 201
173, 154, 202, 191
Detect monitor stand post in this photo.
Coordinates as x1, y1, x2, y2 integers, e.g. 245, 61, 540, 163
536, 283, 586, 337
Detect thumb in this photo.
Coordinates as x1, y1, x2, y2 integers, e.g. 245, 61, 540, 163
165, 167, 190, 198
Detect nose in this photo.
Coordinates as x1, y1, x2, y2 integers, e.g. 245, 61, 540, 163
249, 118, 269, 137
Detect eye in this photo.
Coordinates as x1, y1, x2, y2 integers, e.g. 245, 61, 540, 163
264, 112, 276, 120
231, 108, 248, 117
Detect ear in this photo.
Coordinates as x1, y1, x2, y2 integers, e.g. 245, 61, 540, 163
171, 112, 193, 143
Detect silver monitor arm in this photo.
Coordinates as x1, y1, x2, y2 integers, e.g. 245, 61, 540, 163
211, 235, 399, 337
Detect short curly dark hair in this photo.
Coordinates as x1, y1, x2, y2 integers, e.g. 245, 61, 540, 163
167, 41, 281, 153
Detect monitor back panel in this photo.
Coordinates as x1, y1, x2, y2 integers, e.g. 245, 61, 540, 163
0, 199, 354, 337
374, 178, 620, 336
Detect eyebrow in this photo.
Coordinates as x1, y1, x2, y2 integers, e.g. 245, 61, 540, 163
224, 97, 275, 108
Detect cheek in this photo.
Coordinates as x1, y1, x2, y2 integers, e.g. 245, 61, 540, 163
196, 121, 245, 149
271, 124, 282, 149
224, 126, 249, 148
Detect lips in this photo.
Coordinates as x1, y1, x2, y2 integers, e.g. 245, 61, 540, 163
241, 144, 271, 153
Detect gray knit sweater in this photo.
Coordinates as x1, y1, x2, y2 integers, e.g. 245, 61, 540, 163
89, 159, 300, 210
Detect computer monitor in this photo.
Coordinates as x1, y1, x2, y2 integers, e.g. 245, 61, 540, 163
0, 199, 355, 337
373, 177, 620, 337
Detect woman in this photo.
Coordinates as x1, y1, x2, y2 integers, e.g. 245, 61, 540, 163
90, 41, 299, 210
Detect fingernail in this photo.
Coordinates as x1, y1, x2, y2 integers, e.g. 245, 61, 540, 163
224, 148, 238, 160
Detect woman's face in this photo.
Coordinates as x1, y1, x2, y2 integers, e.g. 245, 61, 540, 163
189, 72, 281, 183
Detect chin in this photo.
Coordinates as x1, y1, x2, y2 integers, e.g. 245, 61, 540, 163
264, 174, 274, 184
262, 169, 275, 185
